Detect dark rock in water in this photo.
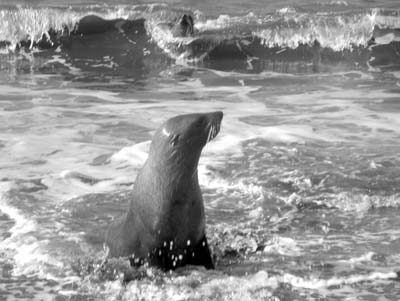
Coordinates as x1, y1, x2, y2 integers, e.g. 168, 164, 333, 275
90, 153, 113, 166
1, 262, 13, 278
72, 15, 115, 35
22, 160, 47, 166
0, 212, 14, 241
371, 253, 387, 263
63, 171, 103, 185
13, 178, 48, 193
0, 41, 11, 48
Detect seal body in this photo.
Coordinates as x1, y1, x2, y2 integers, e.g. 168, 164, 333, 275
106, 111, 222, 270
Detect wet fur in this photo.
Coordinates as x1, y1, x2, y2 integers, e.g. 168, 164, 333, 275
105, 112, 222, 271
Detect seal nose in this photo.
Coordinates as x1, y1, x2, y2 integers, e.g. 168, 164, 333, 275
206, 111, 223, 127
210, 111, 223, 123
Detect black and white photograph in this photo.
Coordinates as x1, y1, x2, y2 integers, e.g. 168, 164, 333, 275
0, 0, 399, 299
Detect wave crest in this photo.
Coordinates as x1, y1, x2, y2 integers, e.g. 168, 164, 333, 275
0, 5, 399, 71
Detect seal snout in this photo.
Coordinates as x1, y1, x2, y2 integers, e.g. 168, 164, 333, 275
206, 111, 223, 143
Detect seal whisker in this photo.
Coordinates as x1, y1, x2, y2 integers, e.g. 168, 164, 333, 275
211, 123, 217, 140
207, 125, 213, 143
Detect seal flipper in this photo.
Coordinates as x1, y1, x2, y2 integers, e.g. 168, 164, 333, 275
187, 236, 214, 269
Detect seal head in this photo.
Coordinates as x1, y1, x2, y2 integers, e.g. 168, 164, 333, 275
106, 111, 222, 270
151, 110, 221, 174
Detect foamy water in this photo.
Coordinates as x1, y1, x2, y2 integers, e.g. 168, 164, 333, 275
1, 0, 400, 300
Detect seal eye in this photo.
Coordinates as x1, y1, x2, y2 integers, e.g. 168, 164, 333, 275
171, 134, 180, 146
194, 116, 206, 129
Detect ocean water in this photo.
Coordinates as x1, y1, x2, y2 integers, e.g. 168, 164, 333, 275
0, 0, 400, 300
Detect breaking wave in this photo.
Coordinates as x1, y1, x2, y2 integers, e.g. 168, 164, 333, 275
0, 4, 399, 72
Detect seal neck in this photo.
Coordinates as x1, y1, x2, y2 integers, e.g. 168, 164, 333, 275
145, 152, 201, 190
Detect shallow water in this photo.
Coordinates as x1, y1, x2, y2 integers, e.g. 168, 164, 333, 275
1, 0, 400, 300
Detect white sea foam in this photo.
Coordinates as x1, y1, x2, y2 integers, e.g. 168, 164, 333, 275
328, 1, 349, 6
374, 33, 400, 45
114, 268, 398, 300
327, 192, 400, 211
0, 5, 147, 49
255, 12, 376, 51
193, 9, 398, 52
281, 271, 398, 289
120, 270, 278, 300
146, 18, 200, 61
195, 13, 260, 32
347, 252, 376, 264
0, 183, 64, 277
375, 10, 400, 29
111, 141, 150, 167
198, 164, 265, 202
0, 183, 37, 237
0, 7, 80, 49
42, 54, 82, 75
263, 236, 302, 256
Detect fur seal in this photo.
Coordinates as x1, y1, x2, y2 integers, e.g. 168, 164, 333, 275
105, 111, 223, 270
171, 14, 194, 37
